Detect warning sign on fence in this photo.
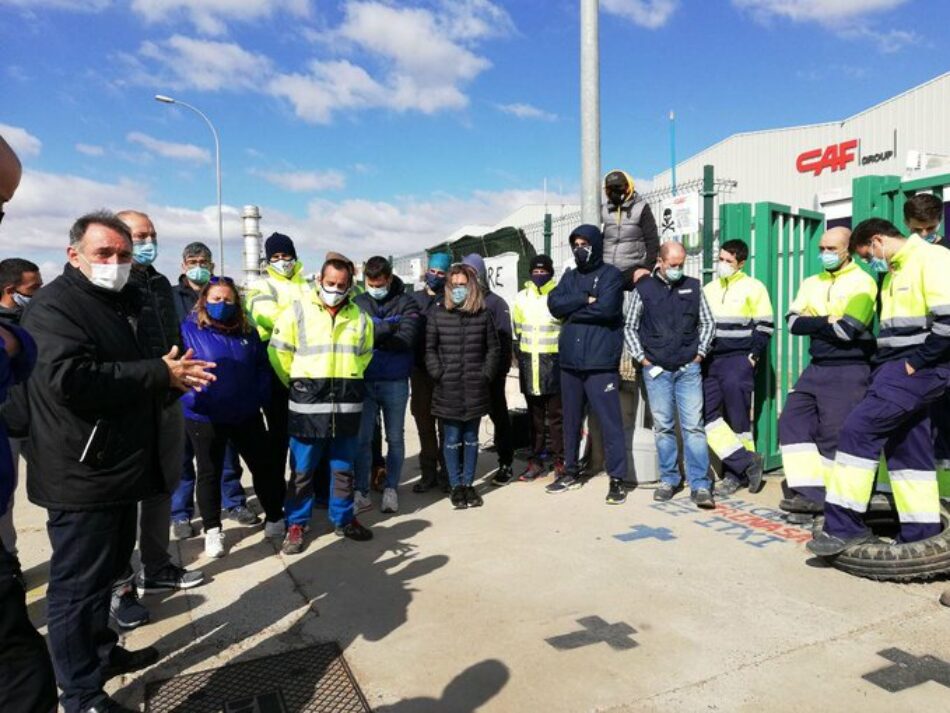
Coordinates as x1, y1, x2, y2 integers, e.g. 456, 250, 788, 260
659, 192, 700, 238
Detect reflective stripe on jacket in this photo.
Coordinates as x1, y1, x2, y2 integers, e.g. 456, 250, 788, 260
512, 279, 561, 396
703, 271, 774, 359
245, 261, 315, 341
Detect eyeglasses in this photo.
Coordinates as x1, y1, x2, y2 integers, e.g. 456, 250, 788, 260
208, 276, 235, 285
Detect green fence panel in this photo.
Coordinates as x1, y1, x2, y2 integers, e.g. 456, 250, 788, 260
852, 172, 950, 236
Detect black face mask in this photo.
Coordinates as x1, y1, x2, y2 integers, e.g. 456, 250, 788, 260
606, 187, 627, 206
573, 245, 592, 267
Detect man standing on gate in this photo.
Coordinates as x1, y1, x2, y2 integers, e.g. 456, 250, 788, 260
778, 227, 877, 523
547, 224, 628, 504
810, 218, 950, 556
601, 169, 659, 288
702, 239, 773, 495
624, 241, 716, 508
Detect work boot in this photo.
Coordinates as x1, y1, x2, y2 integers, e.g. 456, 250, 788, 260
412, 472, 438, 493
653, 483, 675, 502
806, 529, 873, 557
451, 485, 468, 509
779, 493, 823, 514
465, 485, 484, 507
606, 478, 626, 505
103, 645, 159, 680
281, 524, 306, 555
490, 464, 514, 486
786, 512, 817, 526
716, 475, 743, 496
745, 453, 766, 494
690, 488, 715, 509
336, 519, 373, 541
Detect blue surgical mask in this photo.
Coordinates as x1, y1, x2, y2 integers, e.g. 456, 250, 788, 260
530, 273, 552, 289
132, 241, 157, 266
207, 301, 237, 322
867, 241, 889, 274
186, 266, 211, 285
665, 267, 683, 283
367, 285, 389, 300
923, 233, 940, 244
820, 251, 842, 271
12, 292, 31, 308
425, 273, 445, 292
451, 286, 469, 304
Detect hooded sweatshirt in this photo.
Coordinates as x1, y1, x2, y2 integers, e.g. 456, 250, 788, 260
461, 253, 513, 375
547, 224, 625, 371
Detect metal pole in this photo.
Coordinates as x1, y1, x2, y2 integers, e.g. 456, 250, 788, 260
702, 164, 715, 285
670, 110, 677, 196
155, 95, 224, 274
543, 213, 553, 256
580, 0, 600, 225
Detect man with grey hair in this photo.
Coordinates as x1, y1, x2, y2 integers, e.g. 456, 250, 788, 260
19, 210, 215, 713
173, 241, 213, 320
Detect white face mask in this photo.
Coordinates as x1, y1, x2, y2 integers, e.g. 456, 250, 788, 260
271, 259, 296, 277
320, 284, 347, 307
717, 262, 737, 280
80, 254, 132, 292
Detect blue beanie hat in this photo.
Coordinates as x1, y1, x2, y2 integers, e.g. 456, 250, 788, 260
428, 252, 451, 271
462, 253, 486, 278
265, 232, 296, 260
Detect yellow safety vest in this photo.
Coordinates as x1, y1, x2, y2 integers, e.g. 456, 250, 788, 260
268, 294, 373, 438
245, 262, 315, 341
879, 234, 950, 366
512, 279, 561, 395
703, 271, 774, 357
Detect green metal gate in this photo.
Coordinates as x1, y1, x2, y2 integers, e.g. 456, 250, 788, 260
852, 172, 949, 230
719, 201, 825, 471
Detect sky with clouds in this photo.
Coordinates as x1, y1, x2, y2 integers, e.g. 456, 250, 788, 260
0, 0, 945, 279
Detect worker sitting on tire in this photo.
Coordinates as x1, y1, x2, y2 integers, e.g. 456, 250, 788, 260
809, 219, 950, 556
778, 227, 877, 522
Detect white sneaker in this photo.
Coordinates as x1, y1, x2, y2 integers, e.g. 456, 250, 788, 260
204, 527, 225, 558
354, 491, 373, 514
264, 519, 286, 539
381, 488, 398, 514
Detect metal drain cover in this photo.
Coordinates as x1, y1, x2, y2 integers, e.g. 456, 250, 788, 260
145, 642, 370, 713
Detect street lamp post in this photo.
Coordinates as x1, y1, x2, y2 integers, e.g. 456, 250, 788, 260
154, 94, 224, 273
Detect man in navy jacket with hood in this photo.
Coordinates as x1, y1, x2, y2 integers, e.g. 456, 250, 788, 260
547, 224, 629, 504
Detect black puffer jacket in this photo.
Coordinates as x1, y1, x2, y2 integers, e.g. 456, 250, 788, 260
173, 274, 201, 322
425, 305, 500, 421
127, 265, 181, 358
19, 265, 170, 511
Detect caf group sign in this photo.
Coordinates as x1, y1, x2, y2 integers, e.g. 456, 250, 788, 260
796, 135, 897, 177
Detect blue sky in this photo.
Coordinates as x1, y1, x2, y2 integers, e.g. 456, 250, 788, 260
1, 0, 946, 278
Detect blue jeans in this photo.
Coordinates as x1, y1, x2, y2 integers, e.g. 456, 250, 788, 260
643, 361, 711, 491
354, 379, 409, 494
286, 436, 356, 528
171, 437, 245, 521
442, 418, 481, 487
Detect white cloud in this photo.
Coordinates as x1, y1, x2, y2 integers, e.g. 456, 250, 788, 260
496, 103, 557, 121
0, 123, 42, 157
837, 25, 918, 53
75, 143, 105, 157
127, 131, 211, 163
0, 0, 111, 10
602, 0, 679, 29
139, 34, 273, 91
269, 60, 387, 123
259, 169, 346, 192
130, 0, 312, 36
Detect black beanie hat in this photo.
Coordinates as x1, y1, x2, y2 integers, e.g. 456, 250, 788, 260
265, 232, 296, 260
530, 254, 554, 274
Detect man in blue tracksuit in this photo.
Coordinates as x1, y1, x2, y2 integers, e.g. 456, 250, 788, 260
547, 224, 628, 504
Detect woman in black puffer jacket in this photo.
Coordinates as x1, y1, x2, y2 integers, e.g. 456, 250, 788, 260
425, 264, 500, 508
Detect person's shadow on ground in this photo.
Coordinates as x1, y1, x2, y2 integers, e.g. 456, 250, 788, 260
374, 659, 509, 712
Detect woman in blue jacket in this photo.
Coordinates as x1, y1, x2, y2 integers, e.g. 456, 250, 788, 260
181, 277, 286, 558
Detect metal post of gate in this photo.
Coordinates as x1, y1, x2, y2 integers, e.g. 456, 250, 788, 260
543, 213, 553, 257
701, 164, 715, 285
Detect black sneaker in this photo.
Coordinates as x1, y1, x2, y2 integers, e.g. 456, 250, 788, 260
716, 475, 743, 496
110, 590, 149, 630
546, 473, 582, 494
412, 473, 438, 493
490, 464, 514, 486
690, 488, 715, 509
465, 485, 484, 507
606, 478, 626, 505
226, 505, 261, 526
451, 486, 468, 509
745, 453, 766, 494
335, 519, 373, 541
806, 529, 873, 557
102, 645, 159, 680
779, 493, 823, 514
653, 483, 675, 502
137, 563, 204, 596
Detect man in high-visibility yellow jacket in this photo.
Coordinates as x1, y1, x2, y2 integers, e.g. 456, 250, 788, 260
245, 233, 315, 478
809, 219, 950, 556
268, 256, 374, 555
778, 227, 877, 523
512, 254, 563, 481
702, 239, 774, 495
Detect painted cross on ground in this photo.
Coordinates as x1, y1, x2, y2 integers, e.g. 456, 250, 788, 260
613, 524, 677, 543
863, 648, 950, 692
546, 616, 638, 651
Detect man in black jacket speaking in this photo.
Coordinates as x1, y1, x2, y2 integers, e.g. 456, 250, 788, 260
19, 211, 215, 713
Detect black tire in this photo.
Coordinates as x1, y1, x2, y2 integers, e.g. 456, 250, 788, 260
832, 506, 950, 582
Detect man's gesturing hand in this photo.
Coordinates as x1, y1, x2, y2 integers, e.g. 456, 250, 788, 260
162, 346, 216, 392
